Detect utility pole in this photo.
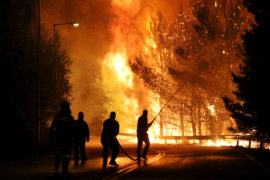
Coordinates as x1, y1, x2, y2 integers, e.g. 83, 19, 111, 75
53, 24, 59, 108
35, 0, 40, 157
53, 22, 79, 107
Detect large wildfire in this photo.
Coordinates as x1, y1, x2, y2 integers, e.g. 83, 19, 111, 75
42, 0, 254, 145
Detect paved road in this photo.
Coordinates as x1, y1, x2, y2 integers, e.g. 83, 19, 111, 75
1, 144, 269, 179
117, 146, 270, 180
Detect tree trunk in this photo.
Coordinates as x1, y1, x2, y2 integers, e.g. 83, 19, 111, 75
179, 104, 185, 137
198, 103, 202, 136
160, 112, 164, 137
190, 103, 197, 136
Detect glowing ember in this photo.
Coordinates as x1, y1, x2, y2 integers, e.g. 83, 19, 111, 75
203, 139, 237, 147
208, 105, 215, 116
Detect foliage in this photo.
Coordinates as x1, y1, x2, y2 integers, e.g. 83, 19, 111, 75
130, 0, 253, 136
1, 0, 72, 157
223, 0, 270, 138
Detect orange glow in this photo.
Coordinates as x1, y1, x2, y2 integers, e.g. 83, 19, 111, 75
103, 52, 133, 87
116, 135, 240, 147
42, 0, 255, 141
208, 105, 215, 116
112, 0, 141, 16
203, 139, 237, 147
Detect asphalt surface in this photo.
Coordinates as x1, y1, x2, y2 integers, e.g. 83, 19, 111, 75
117, 145, 270, 180
1, 144, 270, 180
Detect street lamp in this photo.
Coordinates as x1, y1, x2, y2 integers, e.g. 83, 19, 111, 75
73, 23, 80, 27
53, 22, 79, 107
53, 22, 79, 47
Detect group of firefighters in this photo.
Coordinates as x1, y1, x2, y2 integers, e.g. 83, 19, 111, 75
49, 101, 152, 175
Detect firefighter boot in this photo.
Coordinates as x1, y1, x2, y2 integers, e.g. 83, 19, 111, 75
54, 153, 61, 171
62, 156, 70, 175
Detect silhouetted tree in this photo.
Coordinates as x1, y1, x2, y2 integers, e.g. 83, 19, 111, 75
1, 0, 72, 158
223, 0, 270, 138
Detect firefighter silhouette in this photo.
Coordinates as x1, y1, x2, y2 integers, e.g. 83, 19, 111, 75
49, 101, 75, 175
101, 112, 119, 168
137, 109, 151, 161
73, 112, 89, 167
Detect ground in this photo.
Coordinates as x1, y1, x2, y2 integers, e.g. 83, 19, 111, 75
1, 142, 270, 180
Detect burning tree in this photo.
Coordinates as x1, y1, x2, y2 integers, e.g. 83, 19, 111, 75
130, 0, 254, 137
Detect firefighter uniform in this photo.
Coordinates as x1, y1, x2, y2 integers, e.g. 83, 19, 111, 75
49, 101, 74, 174
101, 112, 119, 168
73, 112, 89, 166
137, 110, 150, 161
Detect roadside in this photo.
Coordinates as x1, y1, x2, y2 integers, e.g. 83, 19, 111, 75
1, 144, 270, 180
233, 147, 270, 173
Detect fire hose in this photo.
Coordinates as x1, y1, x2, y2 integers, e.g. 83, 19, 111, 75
116, 138, 137, 161
116, 86, 183, 162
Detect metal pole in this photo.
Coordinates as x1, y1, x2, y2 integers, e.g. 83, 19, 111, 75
53, 24, 59, 107
53, 22, 79, 107
35, 0, 40, 156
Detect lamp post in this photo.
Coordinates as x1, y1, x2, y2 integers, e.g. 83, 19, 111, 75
53, 22, 79, 107
53, 22, 79, 45
35, 0, 40, 157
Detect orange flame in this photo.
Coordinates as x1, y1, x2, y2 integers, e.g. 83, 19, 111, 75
41, 0, 254, 142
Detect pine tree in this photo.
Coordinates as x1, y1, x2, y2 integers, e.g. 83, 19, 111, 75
1, 0, 72, 157
223, 0, 270, 138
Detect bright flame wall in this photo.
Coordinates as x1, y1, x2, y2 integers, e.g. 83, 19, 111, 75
41, 0, 189, 135
41, 0, 253, 138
